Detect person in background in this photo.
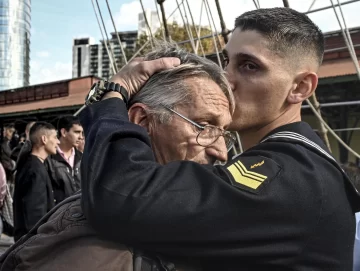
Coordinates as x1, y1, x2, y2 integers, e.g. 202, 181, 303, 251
77, 138, 85, 153
11, 133, 26, 161
46, 116, 83, 203
0, 145, 10, 237
0, 162, 7, 209
1, 125, 15, 159
0, 125, 16, 197
24, 122, 36, 142
13, 122, 59, 241
0, 161, 6, 236
0, 145, 10, 208
15, 122, 36, 171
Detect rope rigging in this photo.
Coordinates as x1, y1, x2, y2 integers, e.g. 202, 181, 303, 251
330, 0, 360, 80
139, 0, 155, 48
90, 0, 116, 75
154, 0, 166, 41
95, 0, 118, 73
105, 0, 128, 64
203, 0, 222, 68
175, 0, 196, 52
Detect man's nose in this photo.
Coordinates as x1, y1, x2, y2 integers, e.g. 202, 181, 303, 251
224, 69, 235, 91
205, 137, 228, 163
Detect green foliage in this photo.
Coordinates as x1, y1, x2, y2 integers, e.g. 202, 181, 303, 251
135, 21, 224, 56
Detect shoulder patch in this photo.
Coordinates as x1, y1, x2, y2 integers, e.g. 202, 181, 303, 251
225, 155, 282, 194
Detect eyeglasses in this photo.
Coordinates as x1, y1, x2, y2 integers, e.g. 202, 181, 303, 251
163, 106, 236, 151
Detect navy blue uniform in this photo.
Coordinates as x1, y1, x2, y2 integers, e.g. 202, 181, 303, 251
80, 98, 360, 271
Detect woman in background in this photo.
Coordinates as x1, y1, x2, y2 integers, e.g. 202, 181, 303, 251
0, 145, 14, 236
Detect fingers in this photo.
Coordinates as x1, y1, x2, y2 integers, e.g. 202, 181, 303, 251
140, 57, 181, 76
130, 57, 145, 64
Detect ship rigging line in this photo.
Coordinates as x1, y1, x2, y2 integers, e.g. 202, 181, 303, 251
203, 0, 222, 68
194, 0, 206, 56
184, 0, 204, 55
330, 0, 360, 80
90, 0, 116, 74
154, 0, 166, 41
175, 0, 196, 53
139, 0, 155, 48
105, 0, 128, 64
307, 0, 317, 12
95, 0, 118, 73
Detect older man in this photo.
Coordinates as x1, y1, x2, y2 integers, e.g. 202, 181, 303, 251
0, 44, 234, 271
80, 7, 359, 271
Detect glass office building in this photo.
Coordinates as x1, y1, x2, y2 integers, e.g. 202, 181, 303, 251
0, 0, 30, 91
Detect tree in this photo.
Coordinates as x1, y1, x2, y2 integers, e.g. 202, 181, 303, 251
135, 21, 224, 56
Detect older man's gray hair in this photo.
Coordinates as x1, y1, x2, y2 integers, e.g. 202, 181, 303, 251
129, 42, 234, 123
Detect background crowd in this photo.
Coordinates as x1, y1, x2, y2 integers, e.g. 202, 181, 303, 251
0, 117, 84, 240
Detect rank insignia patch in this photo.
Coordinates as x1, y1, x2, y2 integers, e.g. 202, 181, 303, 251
226, 156, 281, 193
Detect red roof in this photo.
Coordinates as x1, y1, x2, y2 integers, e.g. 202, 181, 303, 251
0, 76, 99, 116
319, 58, 360, 78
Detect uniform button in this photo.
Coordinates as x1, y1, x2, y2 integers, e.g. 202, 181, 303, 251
54, 199, 56, 203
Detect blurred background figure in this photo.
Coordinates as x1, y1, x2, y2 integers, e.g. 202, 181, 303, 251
1, 125, 15, 159
77, 138, 85, 153
0, 144, 15, 238
14, 121, 36, 170
13, 122, 59, 241
10, 133, 26, 161
46, 116, 83, 204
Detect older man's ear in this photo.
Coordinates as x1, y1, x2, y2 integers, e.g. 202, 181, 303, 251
128, 103, 151, 132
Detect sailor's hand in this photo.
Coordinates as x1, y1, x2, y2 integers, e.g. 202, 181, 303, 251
108, 57, 180, 98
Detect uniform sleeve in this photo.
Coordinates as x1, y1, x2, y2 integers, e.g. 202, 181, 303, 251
80, 98, 321, 258
22, 169, 48, 232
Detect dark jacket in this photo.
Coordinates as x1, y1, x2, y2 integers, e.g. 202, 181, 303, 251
15, 141, 32, 171
80, 98, 360, 271
13, 155, 55, 241
0, 138, 12, 159
10, 143, 24, 161
0, 193, 199, 271
46, 149, 82, 204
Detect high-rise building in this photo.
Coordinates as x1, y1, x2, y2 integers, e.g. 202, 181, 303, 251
72, 38, 93, 78
138, 9, 160, 36
72, 31, 137, 79
0, 0, 31, 91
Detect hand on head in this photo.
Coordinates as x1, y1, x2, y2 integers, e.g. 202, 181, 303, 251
108, 57, 181, 99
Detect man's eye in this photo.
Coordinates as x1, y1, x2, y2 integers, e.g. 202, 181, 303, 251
240, 62, 258, 72
222, 57, 229, 67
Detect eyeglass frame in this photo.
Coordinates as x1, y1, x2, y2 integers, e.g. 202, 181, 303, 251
162, 106, 236, 151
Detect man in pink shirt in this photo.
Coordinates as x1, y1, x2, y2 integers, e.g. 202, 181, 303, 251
46, 116, 84, 204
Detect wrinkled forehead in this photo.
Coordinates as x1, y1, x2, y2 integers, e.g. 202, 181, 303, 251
180, 77, 232, 126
